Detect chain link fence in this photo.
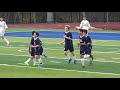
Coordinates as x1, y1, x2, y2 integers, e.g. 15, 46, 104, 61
0, 12, 120, 24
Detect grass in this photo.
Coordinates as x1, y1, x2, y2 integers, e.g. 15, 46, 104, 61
0, 28, 120, 78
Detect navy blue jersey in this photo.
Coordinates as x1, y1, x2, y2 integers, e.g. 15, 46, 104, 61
33, 38, 43, 50
79, 35, 86, 48
85, 36, 92, 48
64, 31, 73, 45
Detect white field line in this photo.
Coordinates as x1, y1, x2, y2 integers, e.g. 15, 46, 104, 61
0, 45, 119, 54
0, 53, 120, 64
0, 63, 120, 76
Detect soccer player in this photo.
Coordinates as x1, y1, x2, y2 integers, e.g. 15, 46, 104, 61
60, 25, 76, 64
80, 16, 91, 35
0, 17, 10, 46
77, 29, 87, 68
24, 31, 36, 66
30, 32, 44, 67
83, 30, 93, 65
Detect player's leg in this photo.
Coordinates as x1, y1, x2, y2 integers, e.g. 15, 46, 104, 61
24, 56, 34, 65
69, 45, 76, 64
64, 45, 72, 64
1, 32, 10, 46
80, 50, 85, 68
39, 48, 44, 67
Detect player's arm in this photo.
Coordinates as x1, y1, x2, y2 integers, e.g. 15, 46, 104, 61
64, 33, 72, 40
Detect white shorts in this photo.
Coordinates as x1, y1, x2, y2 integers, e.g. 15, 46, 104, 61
0, 30, 5, 36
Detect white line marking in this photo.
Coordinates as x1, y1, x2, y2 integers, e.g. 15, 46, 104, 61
50, 61, 61, 63
0, 63, 120, 76
0, 53, 120, 64
18, 49, 25, 52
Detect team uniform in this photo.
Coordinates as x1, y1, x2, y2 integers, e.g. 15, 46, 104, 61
33, 38, 43, 56
29, 37, 35, 56
64, 31, 74, 52
79, 35, 87, 55
80, 20, 91, 34
85, 35, 92, 55
0, 21, 8, 36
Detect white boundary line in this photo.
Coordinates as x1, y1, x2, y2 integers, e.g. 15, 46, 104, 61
0, 53, 120, 64
0, 63, 120, 76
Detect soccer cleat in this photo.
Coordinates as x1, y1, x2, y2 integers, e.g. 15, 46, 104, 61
39, 63, 44, 68
68, 58, 72, 64
90, 55, 93, 64
42, 54, 47, 58
24, 62, 29, 66
74, 60, 77, 64
7, 42, 10, 46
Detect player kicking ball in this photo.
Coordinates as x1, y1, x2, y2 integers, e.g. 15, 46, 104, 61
0, 17, 10, 46
60, 25, 76, 64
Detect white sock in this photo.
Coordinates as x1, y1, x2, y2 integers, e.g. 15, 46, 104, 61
33, 58, 36, 64
67, 55, 71, 60
81, 58, 85, 66
38, 58, 42, 64
26, 58, 31, 63
73, 55, 76, 61
84, 54, 90, 58
3, 37, 9, 44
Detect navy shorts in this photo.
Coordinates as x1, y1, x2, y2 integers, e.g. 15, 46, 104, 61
35, 48, 43, 55
64, 44, 74, 52
80, 47, 86, 55
85, 46, 92, 54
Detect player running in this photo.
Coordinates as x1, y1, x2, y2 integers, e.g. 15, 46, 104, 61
30, 32, 44, 67
80, 16, 91, 35
83, 30, 93, 65
0, 17, 10, 46
24, 31, 36, 66
24, 31, 47, 66
60, 25, 76, 64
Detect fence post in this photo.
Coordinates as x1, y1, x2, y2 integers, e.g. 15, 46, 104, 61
47, 12, 54, 23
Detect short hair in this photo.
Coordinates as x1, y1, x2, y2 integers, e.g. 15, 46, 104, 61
65, 25, 70, 29
79, 29, 84, 33
83, 29, 87, 34
35, 32, 39, 37
32, 31, 36, 35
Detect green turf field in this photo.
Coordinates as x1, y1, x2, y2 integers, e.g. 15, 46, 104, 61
0, 28, 120, 78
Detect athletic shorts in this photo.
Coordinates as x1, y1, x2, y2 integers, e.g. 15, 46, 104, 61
64, 44, 74, 52
0, 30, 5, 36
80, 47, 86, 55
34, 48, 43, 55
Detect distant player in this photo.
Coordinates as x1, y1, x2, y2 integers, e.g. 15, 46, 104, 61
80, 16, 91, 34
60, 25, 76, 64
30, 32, 44, 67
77, 29, 87, 68
83, 30, 93, 65
0, 17, 10, 46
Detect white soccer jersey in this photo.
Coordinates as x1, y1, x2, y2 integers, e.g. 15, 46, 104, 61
80, 20, 91, 31
0, 21, 8, 31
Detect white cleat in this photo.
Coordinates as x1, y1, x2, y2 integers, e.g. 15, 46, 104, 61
24, 62, 29, 66
7, 42, 10, 46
